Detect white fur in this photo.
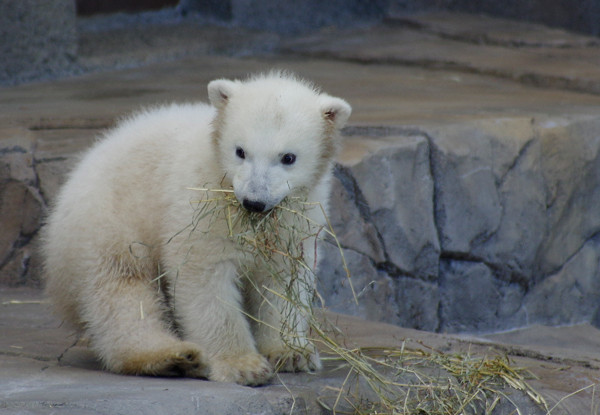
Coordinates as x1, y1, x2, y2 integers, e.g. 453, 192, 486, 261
42, 73, 351, 385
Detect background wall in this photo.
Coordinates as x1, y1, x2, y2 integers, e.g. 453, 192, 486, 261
2, 0, 600, 85
0, 0, 77, 85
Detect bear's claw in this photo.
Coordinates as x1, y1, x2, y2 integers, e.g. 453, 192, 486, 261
265, 347, 322, 373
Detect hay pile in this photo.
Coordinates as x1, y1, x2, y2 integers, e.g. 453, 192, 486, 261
189, 187, 548, 415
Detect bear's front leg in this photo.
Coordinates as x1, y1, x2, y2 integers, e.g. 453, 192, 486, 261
245, 269, 321, 373
172, 260, 272, 386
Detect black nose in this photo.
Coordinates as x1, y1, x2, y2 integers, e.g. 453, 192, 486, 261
242, 199, 266, 213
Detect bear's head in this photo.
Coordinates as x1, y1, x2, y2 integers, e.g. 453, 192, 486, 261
208, 72, 351, 213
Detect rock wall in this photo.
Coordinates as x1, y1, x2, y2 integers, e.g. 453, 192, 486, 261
0, 0, 77, 85
183, 0, 600, 37
0, 127, 93, 286
0, 130, 44, 287
2, 116, 599, 332
389, 0, 600, 37
181, 0, 387, 35
3, 115, 600, 334
319, 117, 600, 333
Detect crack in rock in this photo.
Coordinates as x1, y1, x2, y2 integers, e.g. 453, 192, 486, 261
0, 146, 28, 156
330, 163, 387, 265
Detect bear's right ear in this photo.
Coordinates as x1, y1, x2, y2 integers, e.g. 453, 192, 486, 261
207, 79, 238, 109
319, 95, 352, 129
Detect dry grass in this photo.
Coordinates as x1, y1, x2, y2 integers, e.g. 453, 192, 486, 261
189, 187, 549, 415
317, 343, 548, 415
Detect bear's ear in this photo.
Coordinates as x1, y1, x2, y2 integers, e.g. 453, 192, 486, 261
207, 79, 238, 109
319, 95, 352, 129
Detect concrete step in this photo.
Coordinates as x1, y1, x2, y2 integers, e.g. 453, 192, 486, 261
1, 287, 598, 414
283, 11, 600, 95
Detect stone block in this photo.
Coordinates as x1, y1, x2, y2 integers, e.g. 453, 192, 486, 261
526, 238, 600, 326
0, 0, 77, 85
474, 136, 545, 283
319, 134, 442, 329
439, 260, 495, 333
439, 259, 529, 333
0, 130, 45, 286
537, 117, 600, 277
429, 125, 503, 255
440, 260, 497, 333
179, 0, 232, 19
323, 115, 600, 332
430, 119, 546, 283
182, 0, 387, 34
350, 135, 439, 280
394, 276, 439, 331
410, 0, 600, 37
0, 128, 91, 287
317, 242, 398, 324
329, 165, 385, 264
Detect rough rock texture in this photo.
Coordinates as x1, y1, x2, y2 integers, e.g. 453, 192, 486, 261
0, 0, 77, 85
388, 0, 600, 37
0, 126, 96, 286
320, 133, 441, 331
0, 130, 45, 286
284, 13, 600, 96
182, 0, 387, 35
321, 117, 600, 333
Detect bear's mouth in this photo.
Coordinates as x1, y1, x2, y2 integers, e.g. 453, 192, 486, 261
242, 198, 268, 213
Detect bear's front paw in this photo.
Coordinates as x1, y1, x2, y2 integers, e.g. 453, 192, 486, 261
209, 353, 273, 386
264, 345, 322, 373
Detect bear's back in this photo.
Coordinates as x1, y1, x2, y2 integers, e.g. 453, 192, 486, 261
43, 103, 217, 323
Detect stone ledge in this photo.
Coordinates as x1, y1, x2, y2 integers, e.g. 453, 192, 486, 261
0, 0, 77, 85
282, 13, 600, 96
3, 287, 599, 414
321, 115, 600, 332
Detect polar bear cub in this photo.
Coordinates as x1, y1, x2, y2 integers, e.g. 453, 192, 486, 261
42, 72, 351, 386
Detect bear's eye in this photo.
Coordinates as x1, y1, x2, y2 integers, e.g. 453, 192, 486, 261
235, 147, 245, 160
281, 153, 296, 165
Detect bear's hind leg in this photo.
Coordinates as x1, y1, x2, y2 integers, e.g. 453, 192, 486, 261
81, 273, 208, 378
